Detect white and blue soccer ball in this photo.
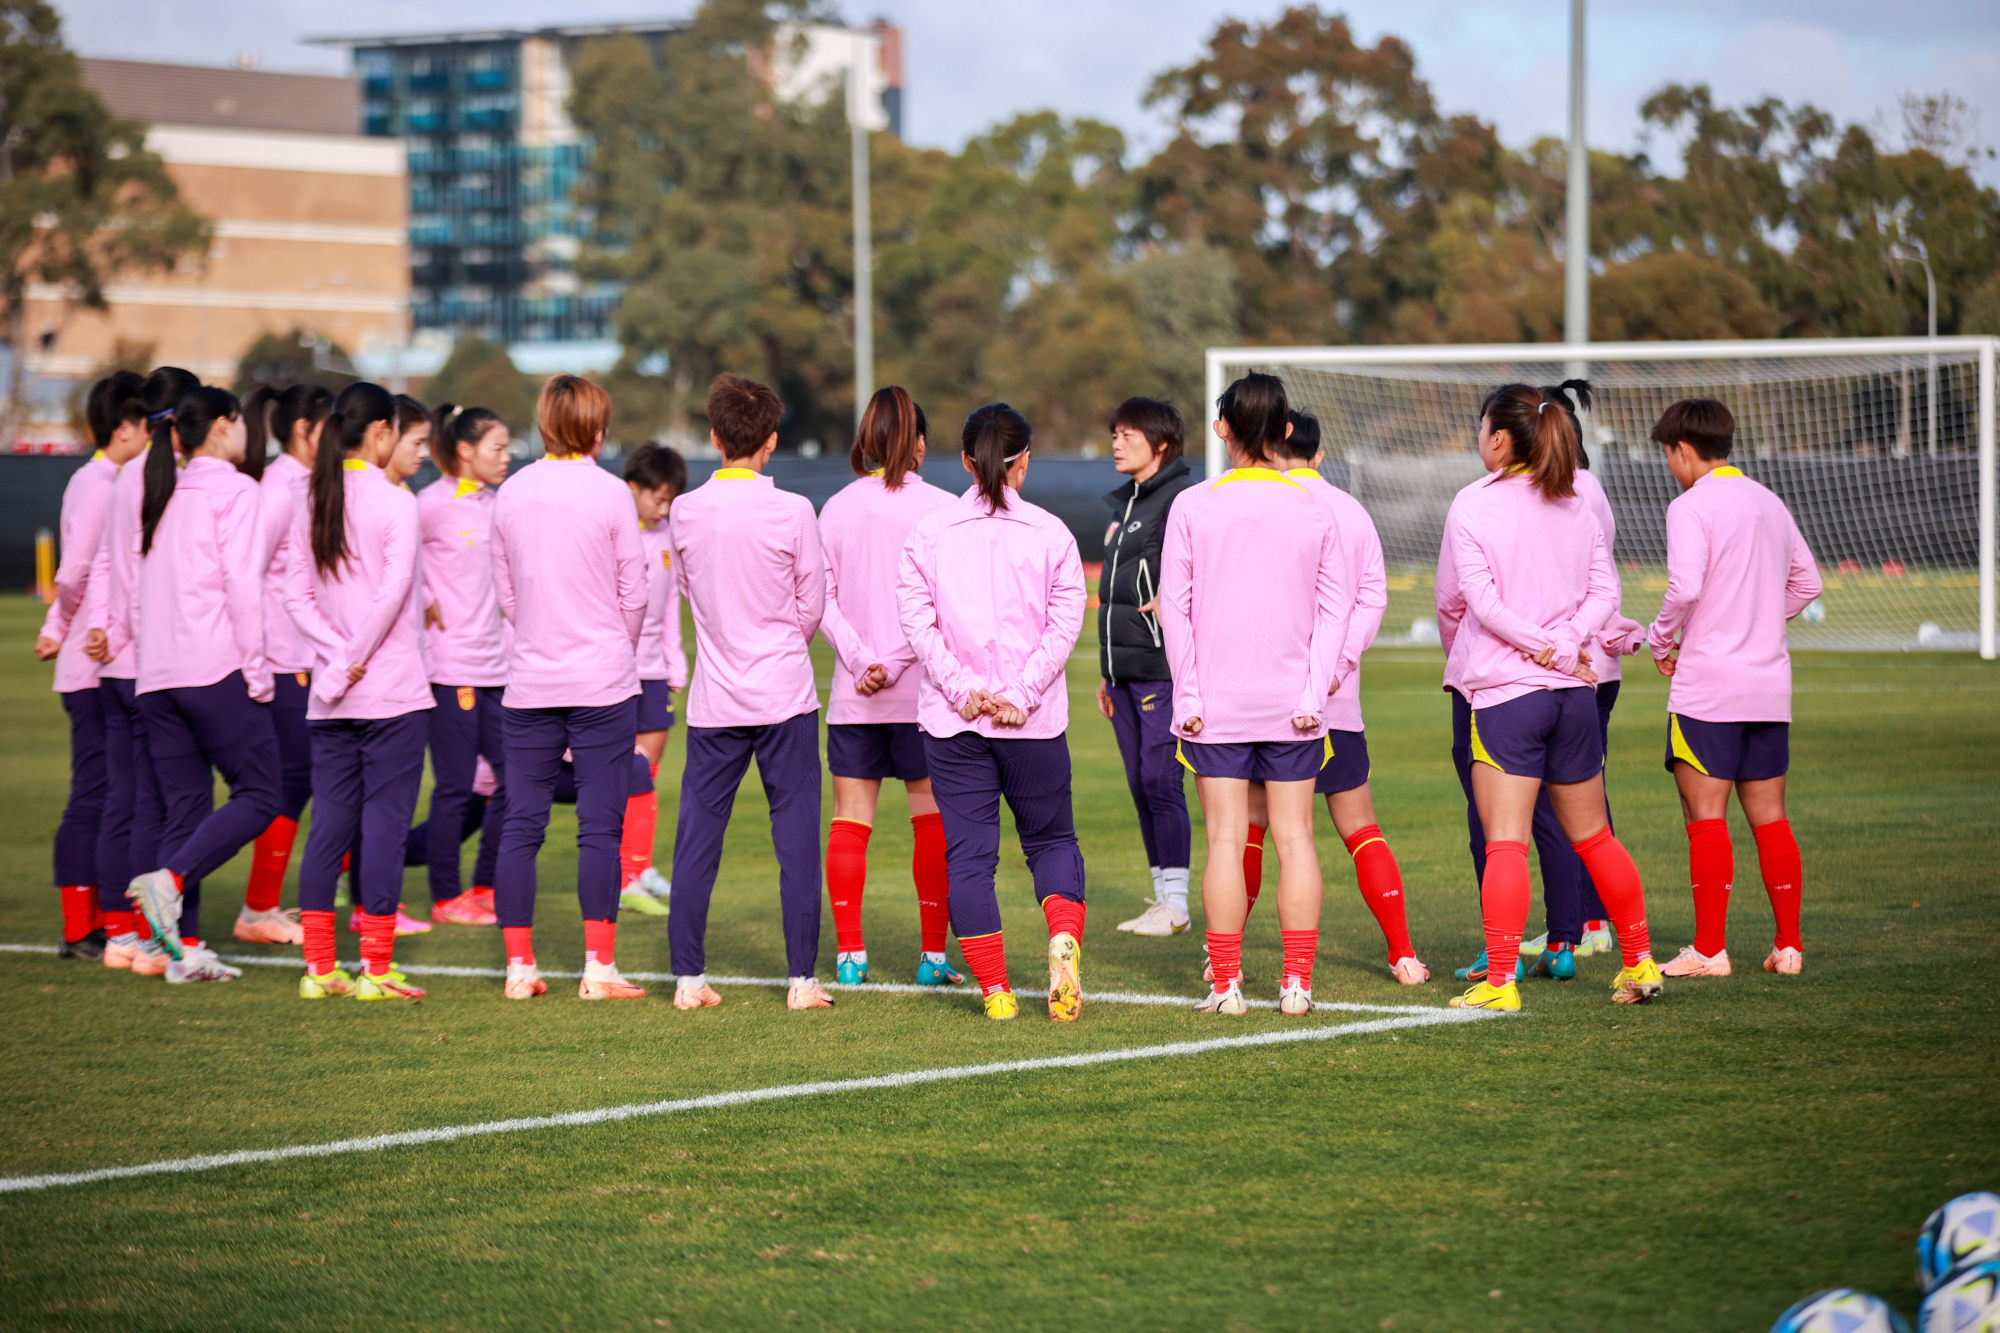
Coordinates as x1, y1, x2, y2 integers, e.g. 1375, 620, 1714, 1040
1773, 1289, 1912, 1333
1801, 598, 1827, 624
1922, 1194, 2000, 1291
1918, 1261, 2000, 1333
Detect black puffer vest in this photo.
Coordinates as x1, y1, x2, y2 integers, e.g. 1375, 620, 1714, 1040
1096, 456, 1195, 684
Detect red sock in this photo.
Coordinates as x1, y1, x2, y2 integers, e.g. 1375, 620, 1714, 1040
1280, 929, 1317, 986
1243, 824, 1267, 913
826, 818, 871, 953
105, 908, 136, 937
245, 815, 298, 911
910, 812, 950, 954
619, 788, 657, 889
60, 885, 95, 942
1344, 825, 1415, 963
503, 926, 536, 967
1205, 930, 1243, 991
1480, 841, 1531, 982
358, 911, 395, 976
584, 918, 616, 966
958, 931, 1010, 996
1751, 819, 1804, 952
1685, 818, 1734, 955
1571, 827, 1651, 966
302, 909, 337, 975
1042, 896, 1085, 942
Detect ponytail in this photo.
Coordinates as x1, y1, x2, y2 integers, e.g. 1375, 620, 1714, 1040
241, 382, 335, 483
960, 403, 1030, 513
311, 381, 396, 576
137, 366, 201, 555
852, 385, 927, 489
1478, 379, 1589, 500
1215, 371, 1288, 465
241, 385, 276, 481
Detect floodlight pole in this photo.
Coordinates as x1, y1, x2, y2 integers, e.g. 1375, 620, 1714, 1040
1893, 249, 1939, 455
850, 29, 874, 429
1563, 0, 1589, 382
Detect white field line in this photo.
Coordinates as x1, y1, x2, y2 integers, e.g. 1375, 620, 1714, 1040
0, 942, 1437, 1015
0, 1007, 1500, 1195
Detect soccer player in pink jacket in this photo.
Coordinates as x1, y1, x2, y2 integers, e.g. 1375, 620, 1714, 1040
668, 374, 832, 1012
282, 383, 435, 1000
616, 441, 689, 917
896, 402, 1087, 1021
116, 385, 282, 984
1159, 373, 1350, 1017
415, 403, 514, 929
35, 371, 149, 960
1646, 398, 1822, 978
491, 375, 650, 1002
820, 386, 959, 988
1435, 381, 1661, 1012
234, 382, 332, 947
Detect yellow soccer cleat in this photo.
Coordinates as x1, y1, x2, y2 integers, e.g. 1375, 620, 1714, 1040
1449, 979, 1521, 1011
354, 968, 426, 1002
1046, 931, 1081, 1022
1612, 957, 1664, 1004
299, 967, 356, 999
984, 990, 1019, 1020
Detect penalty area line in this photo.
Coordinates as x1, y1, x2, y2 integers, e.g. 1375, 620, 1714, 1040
0, 1007, 1503, 1195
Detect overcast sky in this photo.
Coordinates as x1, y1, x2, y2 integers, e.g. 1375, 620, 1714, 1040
53, 0, 2000, 179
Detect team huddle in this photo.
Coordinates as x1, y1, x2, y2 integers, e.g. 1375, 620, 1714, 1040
34, 361, 1820, 1020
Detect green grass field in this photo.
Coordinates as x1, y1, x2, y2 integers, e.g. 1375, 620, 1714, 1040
0, 594, 1995, 1331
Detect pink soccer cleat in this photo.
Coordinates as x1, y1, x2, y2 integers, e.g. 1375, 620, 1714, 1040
578, 962, 646, 1000
674, 977, 722, 1010
1390, 956, 1431, 985
233, 906, 304, 946
787, 978, 836, 1010
1661, 945, 1732, 977
349, 906, 434, 936
432, 893, 497, 927
1763, 946, 1803, 975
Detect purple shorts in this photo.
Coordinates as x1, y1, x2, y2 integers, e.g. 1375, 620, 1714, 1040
1470, 687, 1603, 784
1665, 715, 1789, 781
1314, 729, 1372, 795
827, 721, 928, 781
637, 678, 675, 733
1178, 735, 1326, 783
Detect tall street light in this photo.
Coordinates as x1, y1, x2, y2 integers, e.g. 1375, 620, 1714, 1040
1891, 246, 1938, 455
849, 28, 874, 428
1563, 0, 1589, 382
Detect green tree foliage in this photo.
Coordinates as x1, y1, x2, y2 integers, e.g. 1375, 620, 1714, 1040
423, 335, 537, 437
232, 328, 356, 396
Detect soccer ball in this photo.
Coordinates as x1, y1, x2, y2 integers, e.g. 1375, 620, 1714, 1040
1772, 1289, 1911, 1333
1918, 1261, 2000, 1333
1801, 598, 1827, 624
1921, 1194, 2000, 1290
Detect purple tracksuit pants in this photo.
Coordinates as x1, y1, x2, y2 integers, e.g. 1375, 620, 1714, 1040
1103, 679, 1189, 871
96, 678, 165, 917
423, 683, 508, 904
496, 696, 638, 930
297, 711, 429, 917
922, 730, 1085, 940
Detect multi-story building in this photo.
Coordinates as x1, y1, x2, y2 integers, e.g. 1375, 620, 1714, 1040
312, 19, 903, 357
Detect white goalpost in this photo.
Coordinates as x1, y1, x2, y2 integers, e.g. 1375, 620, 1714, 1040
1205, 337, 2000, 659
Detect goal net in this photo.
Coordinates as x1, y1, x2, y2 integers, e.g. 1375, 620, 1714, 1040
1206, 338, 1999, 657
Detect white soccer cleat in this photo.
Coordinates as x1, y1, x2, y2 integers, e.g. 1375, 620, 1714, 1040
125, 869, 184, 960
1390, 956, 1431, 985
503, 961, 547, 999
1518, 932, 1549, 957
233, 905, 304, 946
786, 977, 835, 1010
1123, 898, 1189, 937
578, 961, 647, 1000
165, 944, 241, 984
1194, 980, 1248, 1015
1279, 977, 1313, 1016
1575, 922, 1615, 957
1763, 946, 1803, 975
636, 867, 672, 902
1660, 945, 1732, 977
129, 937, 170, 977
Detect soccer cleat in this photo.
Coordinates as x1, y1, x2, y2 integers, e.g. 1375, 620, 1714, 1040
355, 968, 426, 1001
1390, 956, 1430, 986
503, 961, 547, 1000
914, 954, 965, 986
1194, 981, 1249, 1015
1575, 921, 1615, 957
1279, 977, 1313, 1016
579, 962, 646, 1000
1660, 945, 1732, 977
1047, 931, 1081, 1022
1764, 946, 1803, 975
1518, 931, 1549, 956
348, 906, 434, 935
126, 870, 184, 960
635, 867, 672, 902
1612, 957, 1665, 1004
618, 884, 670, 917
835, 951, 869, 985
1117, 898, 1190, 937
1527, 944, 1577, 981
432, 893, 498, 927
786, 978, 835, 1010
165, 945, 242, 984
1453, 950, 1523, 983
467, 886, 498, 914
129, 938, 169, 976
233, 906, 304, 945
984, 990, 1019, 1020
59, 929, 107, 961
103, 933, 139, 970
673, 977, 722, 1010
299, 967, 357, 999
1449, 979, 1521, 1010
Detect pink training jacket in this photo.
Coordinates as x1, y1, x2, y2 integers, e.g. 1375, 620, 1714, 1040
259, 452, 313, 673
1573, 466, 1645, 684
670, 467, 824, 728
120, 455, 271, 700
635, 517, 688, 689
819, 471, 955, 726
896, 484, 1086, 742
89, 461, 145, 681
283, 459, 434, 720
39, 452, 118, 695
1158, 468, 1351, 744
417, 475, 508, 688
1287, 468, 1386, 733
492, 456, 648, 711
1647, 466, 1821, 723
1435, 469, 1617, 711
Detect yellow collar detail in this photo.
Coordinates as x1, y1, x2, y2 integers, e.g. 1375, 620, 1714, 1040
867, 467, 885, 477
1215, 466, 1302, 489
1285, 467, 1318, 478
454, 477, 482, 498
1711, 465, 1746, 478
344, 458, 371, 471
91, 449, 106, 463
714, 467, 758, 480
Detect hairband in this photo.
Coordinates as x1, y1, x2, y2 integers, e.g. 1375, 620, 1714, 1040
1537, 401, 1549, 416
1004, 448, 1028, 463
146, 409, 173, 422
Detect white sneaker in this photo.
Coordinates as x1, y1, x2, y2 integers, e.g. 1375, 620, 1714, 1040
1763, 946, 1803, 975
1661, 944, 1732, 977
1390, 956, 1431, 985
1279, 976, 1313, 1015
126, 869, 184, 959
1575, 923, 1615, 957
636, 867, 672, 901
1194, 980, 1248, 1015
1518, 931, 1549, 956
165, 944, 241, 984
1123, 898, 1190, 937
504, 961, 547, 999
